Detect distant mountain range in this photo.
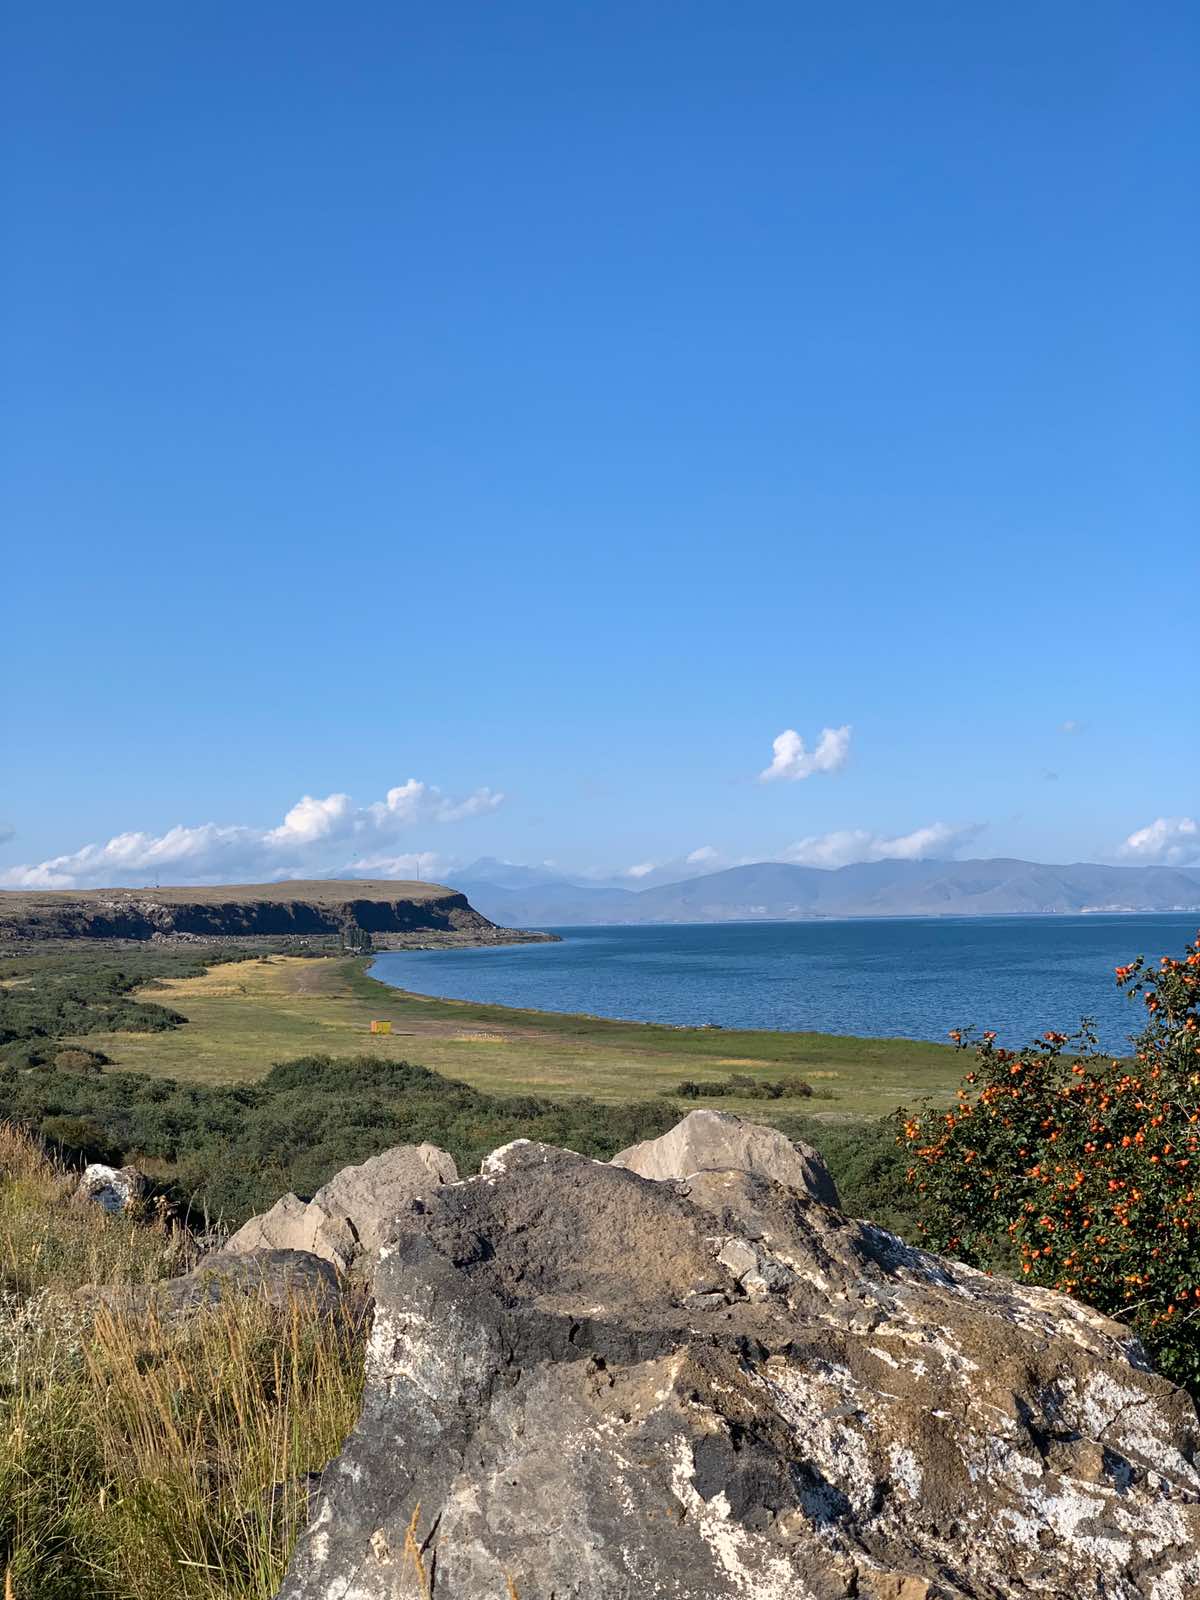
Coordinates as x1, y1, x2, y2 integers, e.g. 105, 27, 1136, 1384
447, 857, 1200, 928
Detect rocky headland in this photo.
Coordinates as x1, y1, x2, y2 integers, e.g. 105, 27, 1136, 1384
0, 878, 555, 947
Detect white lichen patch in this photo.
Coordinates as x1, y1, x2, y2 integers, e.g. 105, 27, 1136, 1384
886, 1442, 923, 1501
750, 1360, 879, 1518
1071, 1370, 1200, 1489
668, 1438, 816, 1600
479, 1139, 537, 1176
865, 1317, 981, 1376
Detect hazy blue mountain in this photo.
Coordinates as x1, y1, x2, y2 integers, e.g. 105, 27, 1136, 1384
450, 858, 571, 892
452, 857, 1200, 927
448, 856, 720, 897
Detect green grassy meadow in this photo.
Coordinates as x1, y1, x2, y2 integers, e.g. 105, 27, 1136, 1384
71, 953, 960, 1121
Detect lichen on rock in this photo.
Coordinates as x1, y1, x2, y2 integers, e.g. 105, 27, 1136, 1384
276, 1125, 1200, 1599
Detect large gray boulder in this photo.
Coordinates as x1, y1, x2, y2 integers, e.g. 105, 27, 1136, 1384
277, 1139, 1200, 1600
612, 1106, 840, 1206
81, 1248, 344, 1325
223, 1143, 458, 1272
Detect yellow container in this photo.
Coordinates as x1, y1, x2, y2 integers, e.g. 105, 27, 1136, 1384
370, 1020, 392, 1035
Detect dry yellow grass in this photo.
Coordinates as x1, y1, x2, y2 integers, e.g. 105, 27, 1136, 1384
0, 1124, 366, 1599
0, 1123, 192, 1298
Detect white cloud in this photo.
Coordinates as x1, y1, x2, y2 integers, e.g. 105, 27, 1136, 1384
339, 850, 447, 880
366, 779, 503, 828
1059, 719, 1084, 735
686, 845, 718, 865
759, 725, 851, 783
0, 779, 504, 891
623, 861, 658, 879
1117, 817, 1199, 867
783, 821, 984, 869
267, 793, 354, 846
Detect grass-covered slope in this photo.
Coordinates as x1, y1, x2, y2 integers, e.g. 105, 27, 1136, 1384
0, 1053, 682, 1223
0, 942, 928, 1223
0, 1123, 364, 1600
63, 952, 961, 1118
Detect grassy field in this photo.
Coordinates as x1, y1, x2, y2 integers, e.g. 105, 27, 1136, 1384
71, 954, 962, 1120
0, 877, 453, 909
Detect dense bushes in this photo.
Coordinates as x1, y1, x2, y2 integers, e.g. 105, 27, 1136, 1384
0, 984, 185, 1048
0, 945, 253, 1052
903, 933, 1200, 1388
668, 1072, 814, 1100
0, 1051, 680, 1223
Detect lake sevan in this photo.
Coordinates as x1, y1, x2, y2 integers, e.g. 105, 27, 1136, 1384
371, 913, 1200, 1053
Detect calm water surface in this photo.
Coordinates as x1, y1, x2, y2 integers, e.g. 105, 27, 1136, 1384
371, 915, 1198, 1052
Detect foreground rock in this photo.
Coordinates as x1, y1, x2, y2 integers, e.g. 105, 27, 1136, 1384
613, 1105, 840, 1207
224, 1144, 458, 1272
76, 1162, 146, 1214
278, 1138, 1200, 1599
81, 1248, 344, 1324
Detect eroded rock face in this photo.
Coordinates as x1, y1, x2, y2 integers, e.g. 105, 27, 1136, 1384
613, 1106, 841, 1207
77, 1162, 146, 1215
0, 881, 498, 941
224, 1144, 458, 1272
277, 1140, 1200, 1600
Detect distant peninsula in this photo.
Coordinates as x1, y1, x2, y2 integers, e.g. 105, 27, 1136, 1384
0, 878, 556, 948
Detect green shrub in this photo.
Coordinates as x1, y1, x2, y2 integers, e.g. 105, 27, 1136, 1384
38, 1114, 122, 1167
52, 1047, 108, 1074
667, 1072, 813, 1101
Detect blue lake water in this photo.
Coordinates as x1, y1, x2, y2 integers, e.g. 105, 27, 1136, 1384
371, 915, 1199, 1052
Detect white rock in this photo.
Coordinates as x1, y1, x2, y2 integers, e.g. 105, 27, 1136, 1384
77, 1163, 146, 1215
223, 1143, 458, 1271
612, 1109, 840, 1206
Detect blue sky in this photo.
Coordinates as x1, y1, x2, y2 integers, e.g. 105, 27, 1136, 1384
2, 2, 1197, 888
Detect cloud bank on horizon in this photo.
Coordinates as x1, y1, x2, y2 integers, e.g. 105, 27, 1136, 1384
0, 780, 504, 890
1, 718, 1194, 889
781, 821, 987, 869
4, 804, 1195, 891
1118, 817, 1199, 867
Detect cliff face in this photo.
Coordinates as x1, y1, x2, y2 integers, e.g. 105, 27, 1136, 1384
0, 879, 499, 942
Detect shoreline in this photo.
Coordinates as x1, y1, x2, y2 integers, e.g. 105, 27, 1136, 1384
0, 924, 559, 958
363, 912, 1182, 1051
61, 950, 959, 1119
366, 925, 560, 951
348, 955, 961, 1060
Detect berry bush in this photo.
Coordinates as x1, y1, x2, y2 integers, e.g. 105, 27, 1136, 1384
903, 934, 1200, 1389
